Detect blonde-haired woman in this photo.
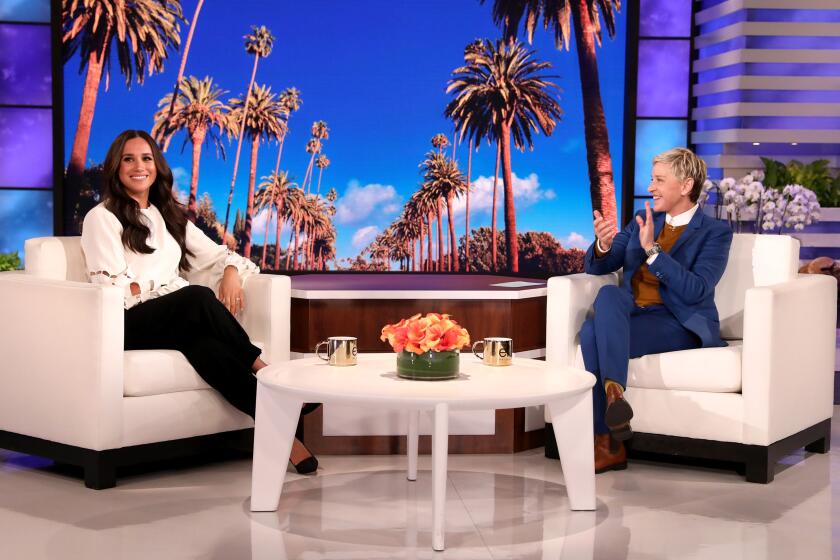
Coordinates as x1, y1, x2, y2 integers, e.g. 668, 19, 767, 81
583, 147, 732, 473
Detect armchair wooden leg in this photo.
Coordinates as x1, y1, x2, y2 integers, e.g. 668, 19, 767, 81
84, 452, 117, 490
804, 420, 831, 453
743, 447, 774, 484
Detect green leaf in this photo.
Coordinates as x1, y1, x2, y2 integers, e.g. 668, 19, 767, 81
0, 251, 21, 271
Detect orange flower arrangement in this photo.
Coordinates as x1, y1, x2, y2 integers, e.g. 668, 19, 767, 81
380, 313, 470, 355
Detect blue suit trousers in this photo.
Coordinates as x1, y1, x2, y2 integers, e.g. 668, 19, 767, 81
580, 285, 702, 434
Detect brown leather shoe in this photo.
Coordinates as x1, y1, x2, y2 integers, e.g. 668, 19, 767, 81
595, 433, 627, 474
604, 382, 633, 442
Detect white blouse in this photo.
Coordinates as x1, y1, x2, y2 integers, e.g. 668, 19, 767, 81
81, 203, 258, 309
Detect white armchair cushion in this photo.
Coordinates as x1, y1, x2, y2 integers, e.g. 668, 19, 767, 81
123, 350, 210, 397
572, 341, 743, 393
627, 341, 742, 392
123, 341, 265, 397
716, 234, 799, 339
24, 236, 89, 282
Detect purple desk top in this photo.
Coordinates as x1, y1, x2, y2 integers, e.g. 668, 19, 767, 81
289, 274, 547, 292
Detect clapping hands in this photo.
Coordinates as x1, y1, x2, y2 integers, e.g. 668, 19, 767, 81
635, 201, 655, 252
593, 210, 617, 251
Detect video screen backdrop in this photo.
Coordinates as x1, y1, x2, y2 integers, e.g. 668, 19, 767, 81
63, 1, 626, 275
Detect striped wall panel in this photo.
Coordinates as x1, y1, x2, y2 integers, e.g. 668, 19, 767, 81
692, 0, 840, 179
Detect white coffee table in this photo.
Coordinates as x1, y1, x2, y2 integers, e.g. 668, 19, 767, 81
250, 353, 596, 551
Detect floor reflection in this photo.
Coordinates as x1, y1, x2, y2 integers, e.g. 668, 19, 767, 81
0, 410, 836, 559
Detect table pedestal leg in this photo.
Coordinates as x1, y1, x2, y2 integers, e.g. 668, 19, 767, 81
407, 409, 419, 481
250, 386, 303, 512
431, 403, 449, 551
547, 392, 596, 511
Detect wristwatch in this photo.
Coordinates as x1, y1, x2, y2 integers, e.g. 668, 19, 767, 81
645, 243, 663, 258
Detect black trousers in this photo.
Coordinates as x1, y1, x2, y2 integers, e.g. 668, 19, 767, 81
124, 285, 262, 418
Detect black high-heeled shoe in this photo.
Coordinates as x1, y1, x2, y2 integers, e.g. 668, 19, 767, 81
301, 403, 322, 416
289, 442, 319, 475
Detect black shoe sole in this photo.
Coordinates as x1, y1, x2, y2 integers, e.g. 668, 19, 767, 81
604, 398, 633, 428
605, 398, 634, 444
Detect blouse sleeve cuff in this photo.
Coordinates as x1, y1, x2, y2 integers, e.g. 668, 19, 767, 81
223, 250, 259, 278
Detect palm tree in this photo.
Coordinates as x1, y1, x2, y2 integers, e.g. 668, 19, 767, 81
491, 143, 501, 269
305, 197, 331, 268
300, 195, 320, 269
302, 120, 329, 193
431, 133, 449, 155
483, 0, 621, 226
393, 211, 421, 271
412, 189, 437, 271
272, 87, 302, 176
446, 38, 501, 270
314, 154, 330, 196
254, 179, 276, 269
454, 40, 484, 272
404, 197, 426, 271
415, 182, 443, 271
464, 139, 474, 271
223, 25, 275, 237
301, 138, 320, 194
151, 76, 232, 221
446, 39, 562, 272
62, 0, 183, 179
265, 172, 297, 270
256, 171, 298, 269
162, 0, 205, 132
283, 188, 307, 270
313, 223, 336, 270
421, 152, 468, 272
229, 84, 287, 257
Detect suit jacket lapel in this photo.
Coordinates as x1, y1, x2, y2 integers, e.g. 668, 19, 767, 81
653, 212, 666, 242
668, 209, 703, 256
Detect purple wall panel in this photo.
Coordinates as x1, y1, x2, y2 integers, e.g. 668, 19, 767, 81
0, 108, 52, 188
636, 40, 690, 117
0, 24, 52, 105
640, 0, 692, 37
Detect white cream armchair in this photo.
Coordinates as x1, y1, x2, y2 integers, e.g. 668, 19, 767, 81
544, 234, 835, 483
0, 236, 290, 489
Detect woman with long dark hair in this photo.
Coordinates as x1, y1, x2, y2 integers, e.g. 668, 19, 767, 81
81, 130, 318, 474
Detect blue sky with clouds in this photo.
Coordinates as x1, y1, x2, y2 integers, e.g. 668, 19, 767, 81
64, 0, 627, 265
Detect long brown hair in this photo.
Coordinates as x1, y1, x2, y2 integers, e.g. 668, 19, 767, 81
101, 130, 194, 271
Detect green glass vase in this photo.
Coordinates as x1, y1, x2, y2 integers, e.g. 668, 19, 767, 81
396, 349, 460, 381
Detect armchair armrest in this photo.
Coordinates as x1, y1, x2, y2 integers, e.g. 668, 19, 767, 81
741, 274, 837, 446
546, 272, 619, 366
0, 273, 124, 450
240, 274, 290, 364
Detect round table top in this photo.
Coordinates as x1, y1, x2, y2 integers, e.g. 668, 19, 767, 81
257, 354, 595, 410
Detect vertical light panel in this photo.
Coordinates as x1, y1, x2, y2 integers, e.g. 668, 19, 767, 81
0, 23, 52, 105
634, 120, 688, 196
0, 107, 52, 187
0, 190, 52, 260
0, 3, 54, 261
640, 0, 692, 37
636, 39, 691, 117
630, 2, 693, 217
0, 0, 50, 22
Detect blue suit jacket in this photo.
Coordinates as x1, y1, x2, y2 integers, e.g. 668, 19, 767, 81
584, 209, 733, 348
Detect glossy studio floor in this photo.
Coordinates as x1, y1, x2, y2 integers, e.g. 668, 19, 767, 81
0, 408, 837, 560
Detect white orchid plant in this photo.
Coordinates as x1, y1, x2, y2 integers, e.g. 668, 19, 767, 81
699, 170, 821, 233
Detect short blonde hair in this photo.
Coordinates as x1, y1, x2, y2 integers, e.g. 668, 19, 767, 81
652, 147, 707, 202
